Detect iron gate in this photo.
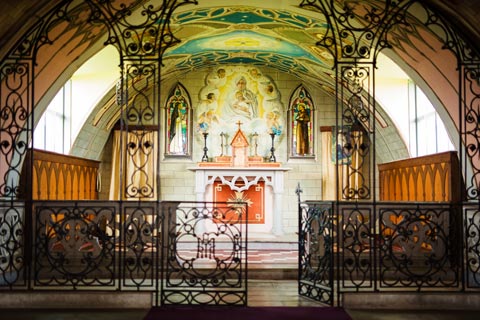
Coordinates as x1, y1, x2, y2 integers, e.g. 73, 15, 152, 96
161, 201, 248, 305
298, 201, 334, 305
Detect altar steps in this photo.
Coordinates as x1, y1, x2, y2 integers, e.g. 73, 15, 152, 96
248, 265, 297, 280
246, 243, 298, 280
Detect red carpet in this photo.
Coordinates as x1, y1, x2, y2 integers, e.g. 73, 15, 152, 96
144, 306, 352, 320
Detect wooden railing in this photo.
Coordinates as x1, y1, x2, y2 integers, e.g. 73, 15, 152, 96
378, 151, 462, 202
31, 149, 100, 200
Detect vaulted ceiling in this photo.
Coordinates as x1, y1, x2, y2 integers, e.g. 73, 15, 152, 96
0, 0, 478, 158
1, 0, 478, 92
162, 4, 333, 87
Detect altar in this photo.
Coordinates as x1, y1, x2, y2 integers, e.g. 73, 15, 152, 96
189, 122, 290, 236
189, 166, 290, 236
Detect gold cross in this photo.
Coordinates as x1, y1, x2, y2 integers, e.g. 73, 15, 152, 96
236, 121, 243, 130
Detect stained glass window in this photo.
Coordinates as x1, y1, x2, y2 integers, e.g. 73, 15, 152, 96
289, 85, 314, 157
165, 83, 191, 157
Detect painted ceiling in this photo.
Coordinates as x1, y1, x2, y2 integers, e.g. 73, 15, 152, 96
162, 5, 334, 87
156, 1, 450, 95
13, 0, 461, 159
7, 0, 460, 106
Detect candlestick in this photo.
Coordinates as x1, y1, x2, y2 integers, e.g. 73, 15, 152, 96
269, 132, 276, 162
202, 132, 209, 162
253, 132, 259, 156
220, 132, 225, 156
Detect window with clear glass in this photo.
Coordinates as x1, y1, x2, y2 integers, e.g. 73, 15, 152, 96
34, 81, 72, 154
409, 82, 454, 157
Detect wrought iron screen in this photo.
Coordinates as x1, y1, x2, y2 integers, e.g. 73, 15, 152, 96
299, 202, 334, 305
161, 201, 248, 306
0, 200, 248, 307
298, 201, 472, 306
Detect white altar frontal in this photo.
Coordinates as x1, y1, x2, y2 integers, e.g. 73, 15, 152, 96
188, 166, 290, 237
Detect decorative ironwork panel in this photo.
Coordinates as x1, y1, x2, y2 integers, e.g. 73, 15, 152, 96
119, 63, 158, 200
121, 202, 161, 290
337, 64, 373, 200
0, 201, 26, 288
460, 64, 480, 201
338, 203, 374, 291
7, 1, 82, 60
88, 0, 197, 61
162, 201, 247, 306
124, 63, 156, 126
123, 130, 157, 199
299, 202, 334, 305
378, 203, 459, 289
34, 201, 117, 289
0, 62, 33, 199
299, 0, 409, 61
465, 206, 480, 289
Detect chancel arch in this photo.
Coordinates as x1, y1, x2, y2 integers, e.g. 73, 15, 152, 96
0, 0, 479, 307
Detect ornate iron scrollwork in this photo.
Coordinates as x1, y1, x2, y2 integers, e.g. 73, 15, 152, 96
122, 202, 160, 288
0, 202, 26, 287
461, 65, 480, 201
338, 64, 372, 200
34, 203, 117, 288
465, 207, 480, 288
379, 204, 458, 289
299, 202, 334, 305
163, 202, 247, 305
339, 204, 374, 289
0, 63, 31, 199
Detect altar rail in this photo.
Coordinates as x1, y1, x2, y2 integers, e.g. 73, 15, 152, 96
29, 149, 100, 200
299, 201, 480, 306
378, 151, 462, 202
0, 200, 248, 306
1, 199, 479, 307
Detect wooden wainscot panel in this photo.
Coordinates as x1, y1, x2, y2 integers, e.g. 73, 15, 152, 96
378, 151, 463, 202
31, 149, 100, 200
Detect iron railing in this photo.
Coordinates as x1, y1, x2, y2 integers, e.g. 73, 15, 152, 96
0, 200, 248, 306
1, 199, 479, 307
299, 201, 480, 306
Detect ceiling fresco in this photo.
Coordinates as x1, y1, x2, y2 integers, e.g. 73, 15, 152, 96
157, 1, 456, 96
22, 0, 454, 108
1, 0, 467, 96
162, 6, 334, 86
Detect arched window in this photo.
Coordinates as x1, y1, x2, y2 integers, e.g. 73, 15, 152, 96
289, 85, 314, 158
164, 83, 192, 157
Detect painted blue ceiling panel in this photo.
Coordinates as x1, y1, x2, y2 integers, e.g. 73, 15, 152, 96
168, 30, 319, 61
165, 6, 332, 83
